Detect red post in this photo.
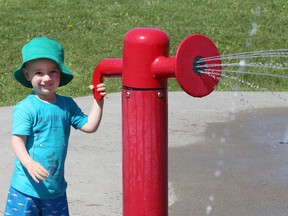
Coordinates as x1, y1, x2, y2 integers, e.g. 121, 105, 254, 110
92, 27, 221, 216
122, 89, 168, 216
122, 28, 169, 216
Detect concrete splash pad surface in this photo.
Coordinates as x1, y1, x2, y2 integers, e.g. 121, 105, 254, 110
0, 92, 287, 215
169, 107, 288, 216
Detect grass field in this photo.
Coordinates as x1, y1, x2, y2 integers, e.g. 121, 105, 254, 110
0, 0, 288, 106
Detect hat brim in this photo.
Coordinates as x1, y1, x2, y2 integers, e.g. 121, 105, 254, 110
13, 58, 73, 88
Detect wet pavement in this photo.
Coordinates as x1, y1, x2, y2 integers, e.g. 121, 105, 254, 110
169, 107, 288, 216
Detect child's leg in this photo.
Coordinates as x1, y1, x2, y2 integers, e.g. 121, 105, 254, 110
40, 192, 69, 216
4, 186, 41, 215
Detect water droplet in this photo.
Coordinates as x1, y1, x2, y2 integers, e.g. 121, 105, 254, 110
239, 59, 246, 66
206, 205, 212, 215
254, 7, 261, 16
209, 195, 214, 201
246, 41, 252, 47
214, 170, 221, 177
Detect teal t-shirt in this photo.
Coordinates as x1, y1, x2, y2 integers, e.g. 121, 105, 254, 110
11, 94, 88, 199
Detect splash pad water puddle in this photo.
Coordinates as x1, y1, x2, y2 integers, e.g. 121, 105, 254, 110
168, 94, 288, 216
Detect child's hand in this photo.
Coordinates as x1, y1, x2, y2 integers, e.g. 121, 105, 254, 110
25, 160, 49, 183
90, 83, 107, 99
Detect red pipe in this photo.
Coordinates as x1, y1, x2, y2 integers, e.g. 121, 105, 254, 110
93, 58, 122, 100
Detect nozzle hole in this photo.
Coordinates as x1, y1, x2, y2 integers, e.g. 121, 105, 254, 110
192, 56, 207, 76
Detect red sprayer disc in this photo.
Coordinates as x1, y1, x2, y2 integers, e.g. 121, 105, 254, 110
175, 34, 221, 97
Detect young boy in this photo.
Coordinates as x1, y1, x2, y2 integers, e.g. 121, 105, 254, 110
4, 37, 106, 215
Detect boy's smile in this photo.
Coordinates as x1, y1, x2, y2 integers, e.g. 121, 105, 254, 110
23, 58, 61, 102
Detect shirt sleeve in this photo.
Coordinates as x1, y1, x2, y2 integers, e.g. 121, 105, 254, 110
68, 98, 88, 130
12, 103, 33, 136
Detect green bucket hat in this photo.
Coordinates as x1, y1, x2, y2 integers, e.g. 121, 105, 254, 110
14, 37, 73, 88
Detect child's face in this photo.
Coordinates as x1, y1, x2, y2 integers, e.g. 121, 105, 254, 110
23, 58, 61, 97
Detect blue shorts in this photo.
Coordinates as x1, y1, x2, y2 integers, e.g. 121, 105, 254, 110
4, 186, 69, 216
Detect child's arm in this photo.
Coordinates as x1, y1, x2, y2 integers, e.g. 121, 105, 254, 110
12, 134, 49, 183
80, 83, 106, 133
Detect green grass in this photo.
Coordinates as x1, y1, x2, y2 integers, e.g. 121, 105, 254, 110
1, 0, 288, 106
